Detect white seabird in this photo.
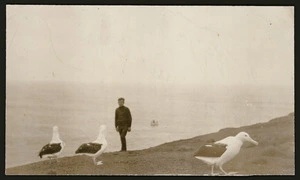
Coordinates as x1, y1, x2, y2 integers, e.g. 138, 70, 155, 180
38, 126, 65, 163
194, 132, 258, 175
75, 125, 108, 165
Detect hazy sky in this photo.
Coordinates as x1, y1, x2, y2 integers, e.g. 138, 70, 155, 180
6, 6, 294, 87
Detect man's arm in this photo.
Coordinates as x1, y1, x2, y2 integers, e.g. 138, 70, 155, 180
127, 108, 132, 128
115, 109, 118, 128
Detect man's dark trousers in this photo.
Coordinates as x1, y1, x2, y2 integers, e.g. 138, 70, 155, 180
119, 126, 128, 151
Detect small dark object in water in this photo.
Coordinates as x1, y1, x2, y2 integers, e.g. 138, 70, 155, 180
151, 120, 159, 127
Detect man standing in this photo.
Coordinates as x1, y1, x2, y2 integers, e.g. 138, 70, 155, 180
115, 98, 132, 152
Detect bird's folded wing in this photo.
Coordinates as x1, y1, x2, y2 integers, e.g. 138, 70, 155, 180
39, 143, 62, 157
214, 136, 234, 146
76, 143, 102, 154
194, 143, 227, 157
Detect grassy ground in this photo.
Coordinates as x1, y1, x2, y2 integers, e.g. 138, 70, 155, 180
6, 112, 294, 175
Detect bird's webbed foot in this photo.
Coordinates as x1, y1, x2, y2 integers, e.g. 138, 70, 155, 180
96, 161, 103, 165
210, 173, 220, 176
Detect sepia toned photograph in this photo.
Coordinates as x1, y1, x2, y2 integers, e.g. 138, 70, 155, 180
5, 5, 294, 175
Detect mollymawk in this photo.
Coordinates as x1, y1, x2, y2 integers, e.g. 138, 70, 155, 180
38, 126, 65, 163
75, 125, 108, 165
194, 132, 258, 175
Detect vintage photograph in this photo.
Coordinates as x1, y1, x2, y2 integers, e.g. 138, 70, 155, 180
6, 5, 294, 175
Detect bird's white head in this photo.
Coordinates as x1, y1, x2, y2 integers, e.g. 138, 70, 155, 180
236, 132, 258, 145
95, 125, 107, 143
51, 125, 61, 143
53, 125, 59, 132
99, 124, 107, 134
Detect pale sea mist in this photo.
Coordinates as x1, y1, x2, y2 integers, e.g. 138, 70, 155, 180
5, 82, 294, 168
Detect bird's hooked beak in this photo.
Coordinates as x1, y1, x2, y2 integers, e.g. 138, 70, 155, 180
248, 137, 258, 146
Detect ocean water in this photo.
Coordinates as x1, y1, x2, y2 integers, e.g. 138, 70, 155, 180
5, 82, 294, 168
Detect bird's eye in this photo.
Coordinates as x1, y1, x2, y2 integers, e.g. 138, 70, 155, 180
244, 135, 247, 137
